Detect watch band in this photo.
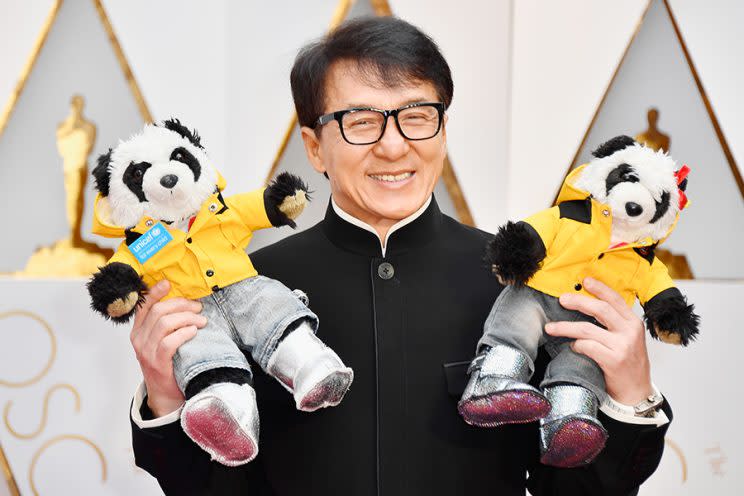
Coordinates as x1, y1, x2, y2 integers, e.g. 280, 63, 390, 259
633, 392, 664, 417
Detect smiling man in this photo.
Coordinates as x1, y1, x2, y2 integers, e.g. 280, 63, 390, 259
129, 16, 671, 495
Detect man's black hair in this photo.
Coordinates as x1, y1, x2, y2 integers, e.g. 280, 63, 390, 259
290, 16, 454, 129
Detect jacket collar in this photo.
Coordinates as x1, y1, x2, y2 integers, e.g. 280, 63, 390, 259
322, 195, 443, 258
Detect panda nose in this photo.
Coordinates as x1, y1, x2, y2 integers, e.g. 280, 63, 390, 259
625, 202, 643, 217
160, 174, 179, 189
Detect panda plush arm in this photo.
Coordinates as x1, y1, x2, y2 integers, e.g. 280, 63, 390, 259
87, 247, 147, 324
226, 172, 310, 231
486, 206, 560, 286
639, 256, 700, 346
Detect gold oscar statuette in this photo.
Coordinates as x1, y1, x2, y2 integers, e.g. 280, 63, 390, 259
20, 95, 113, 277
635, 107, 670, 153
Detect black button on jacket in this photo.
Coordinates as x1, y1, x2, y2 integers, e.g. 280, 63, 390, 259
132, 197, 671, 495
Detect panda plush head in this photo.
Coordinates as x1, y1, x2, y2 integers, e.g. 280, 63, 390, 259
574, 135, 686, 244
92, 119, 218, 228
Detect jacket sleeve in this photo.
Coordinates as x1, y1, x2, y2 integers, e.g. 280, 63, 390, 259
523, 206, 562, 253
526, 351, 673, 495
224, 188, 274, 233
637, 256, 676, 306
109, 241, 145, 274
131, 392, 271, 495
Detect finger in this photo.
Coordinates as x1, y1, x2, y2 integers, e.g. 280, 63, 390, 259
140, 297, 203, 340
570, 339, 614, 369
132, 280, 170, 330
142, 311, 207, 361
582, 277, 636, 321
150, 312, 207, 345
558, 292, 625, 332
155, 325, 199, 365
545, 321, 617, 349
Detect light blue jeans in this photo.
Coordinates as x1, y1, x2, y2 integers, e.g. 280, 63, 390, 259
477, 284, 607, 402
172, 275, 318, 392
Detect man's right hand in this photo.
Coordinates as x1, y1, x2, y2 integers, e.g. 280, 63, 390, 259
130, 280, 207, 418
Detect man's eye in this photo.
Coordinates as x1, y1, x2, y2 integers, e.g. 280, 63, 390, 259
349, 119, 374, 128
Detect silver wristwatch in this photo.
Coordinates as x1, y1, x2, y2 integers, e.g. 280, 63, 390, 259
633, 392, 664, 417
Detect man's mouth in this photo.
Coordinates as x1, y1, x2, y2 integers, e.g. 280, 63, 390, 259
369, 171, 414, 183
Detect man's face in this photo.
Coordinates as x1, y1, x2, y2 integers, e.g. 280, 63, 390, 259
301, 61, 447, 227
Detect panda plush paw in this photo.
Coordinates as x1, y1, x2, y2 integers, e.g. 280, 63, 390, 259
486, 221, 547, 286
87, 262, 148, 323
264, 172, 311, 228
644, 291, 700, 346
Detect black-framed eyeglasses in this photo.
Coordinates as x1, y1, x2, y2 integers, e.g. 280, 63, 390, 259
316, 102, 445, 145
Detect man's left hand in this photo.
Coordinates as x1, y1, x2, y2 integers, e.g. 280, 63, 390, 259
544, 277, 653, 405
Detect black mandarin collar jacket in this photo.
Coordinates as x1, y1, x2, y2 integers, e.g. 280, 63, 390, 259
132, 196, 671, 496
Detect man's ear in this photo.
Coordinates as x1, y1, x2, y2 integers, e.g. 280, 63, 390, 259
440, 113, 448, 153
300, 126, 326, 175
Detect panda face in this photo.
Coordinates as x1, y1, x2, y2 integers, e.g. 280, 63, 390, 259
97, 122, 218, 228
575, 142, 680, 243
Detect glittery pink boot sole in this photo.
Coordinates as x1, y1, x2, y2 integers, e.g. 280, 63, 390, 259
181, 383, 259, 466
458, 388, 551, 427
298, 368, 354, 412
540, 415, 608, 468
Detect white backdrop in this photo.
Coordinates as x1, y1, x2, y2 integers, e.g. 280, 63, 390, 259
1, 0, 743, 494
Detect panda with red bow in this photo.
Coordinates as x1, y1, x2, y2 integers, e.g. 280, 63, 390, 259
458, 135, 699, 468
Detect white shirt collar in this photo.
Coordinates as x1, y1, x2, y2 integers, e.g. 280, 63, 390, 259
331, 197, 432, 257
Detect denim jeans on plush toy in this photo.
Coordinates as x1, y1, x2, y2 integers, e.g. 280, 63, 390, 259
172, 275, 319, 392
477, 284, 607, 403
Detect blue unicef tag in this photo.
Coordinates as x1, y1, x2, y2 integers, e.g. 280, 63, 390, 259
128, 222, 173, 264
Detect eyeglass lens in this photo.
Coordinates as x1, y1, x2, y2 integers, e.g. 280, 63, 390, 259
341, 105, 440, 144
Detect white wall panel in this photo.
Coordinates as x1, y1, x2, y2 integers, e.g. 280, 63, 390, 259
669, 0, 744, 179
101, 0, 229, 167
0, 0, 55, 129
224, 0, 340, 191
508, 0, 648, 220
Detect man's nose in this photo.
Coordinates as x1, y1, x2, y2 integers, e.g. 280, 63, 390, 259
373, 116, 409, 158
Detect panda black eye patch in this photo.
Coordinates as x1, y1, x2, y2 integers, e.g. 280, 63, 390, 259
123, 161, 152, 202
650, 191, 671, 223
170, 147, 201, 181
605, 163, 639, 195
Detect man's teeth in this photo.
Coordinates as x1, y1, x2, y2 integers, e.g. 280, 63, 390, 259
370, 172, 413, 182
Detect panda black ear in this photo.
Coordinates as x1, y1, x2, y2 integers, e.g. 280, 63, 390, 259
162, 118, 204, 149
92, 148, 112, 196
592, 135, 636, 158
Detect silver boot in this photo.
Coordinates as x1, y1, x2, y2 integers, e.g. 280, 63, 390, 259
267, 324, 354, 412
458, 344, 550, 427
181, 382, 260, 466
539, 384, 608, 468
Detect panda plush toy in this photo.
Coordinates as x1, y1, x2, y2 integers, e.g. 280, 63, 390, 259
458, 135, 699, 468
87, 119, 353, 466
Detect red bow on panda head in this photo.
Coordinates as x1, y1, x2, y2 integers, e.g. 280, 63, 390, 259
675, 165, 690, 210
